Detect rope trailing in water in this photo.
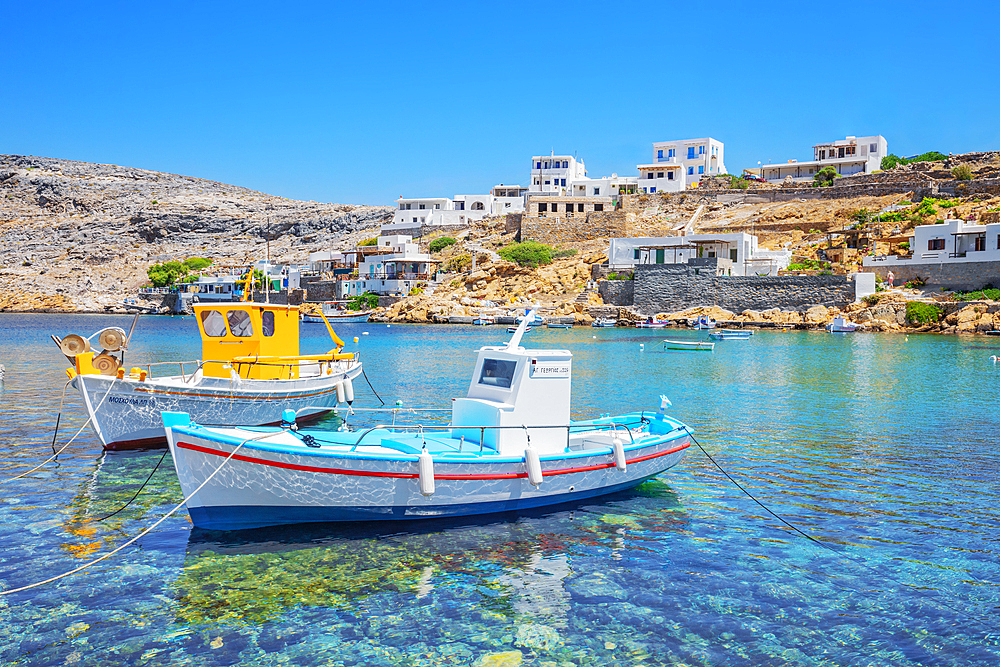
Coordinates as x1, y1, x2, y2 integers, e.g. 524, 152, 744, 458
685, 427, 998, 634
361, 367, 384, 405
91, 450, 169, 522
1, 378, 118, 485
0, 430, 278, 596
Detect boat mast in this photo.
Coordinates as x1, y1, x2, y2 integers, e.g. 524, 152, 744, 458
265, 212, 270, 305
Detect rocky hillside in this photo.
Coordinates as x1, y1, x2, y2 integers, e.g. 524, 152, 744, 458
0, 155, 393, 311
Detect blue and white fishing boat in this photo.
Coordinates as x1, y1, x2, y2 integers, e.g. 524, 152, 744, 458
162, 313, 691, 530
691, 316, 716, 330
546, 322, 573, 329
826, 317, 860, 333
591, 317, 617, 328
709, 329, 753, 341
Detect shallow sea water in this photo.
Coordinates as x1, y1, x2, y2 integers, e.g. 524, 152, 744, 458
1, 313, 999, 666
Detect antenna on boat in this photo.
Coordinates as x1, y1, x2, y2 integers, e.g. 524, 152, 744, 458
505, 305, 538, 350
265, 213, 271, 305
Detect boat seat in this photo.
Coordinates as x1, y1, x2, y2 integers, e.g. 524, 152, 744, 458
378, 436, 461, 456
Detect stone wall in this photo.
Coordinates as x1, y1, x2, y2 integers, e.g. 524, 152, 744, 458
598, 279, 633, 306
301, 278, 340, 301
866, 259, 1000, 291
521, 211, 629, 245
630, 263, 856, 314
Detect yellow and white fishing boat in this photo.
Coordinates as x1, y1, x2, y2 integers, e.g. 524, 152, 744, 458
59, 299, 362, 451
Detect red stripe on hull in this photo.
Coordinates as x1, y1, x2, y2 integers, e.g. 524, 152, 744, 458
176, 439, 689, 479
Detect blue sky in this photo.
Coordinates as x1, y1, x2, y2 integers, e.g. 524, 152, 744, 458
2, 1, 997, 206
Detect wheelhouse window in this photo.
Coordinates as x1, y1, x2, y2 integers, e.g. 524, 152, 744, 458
261, 311, 275, 337
200, 310, 227, 337
227, 310, 254, 337
479, 359, 517, 388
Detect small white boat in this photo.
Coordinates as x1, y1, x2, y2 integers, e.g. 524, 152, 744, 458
635, 319, 668, 329
826, 317, 860, 333
472, 315, 496, 326
663, 339, 715, 351
506, 325, 532, 334
546, 322, 573, 329
591, 317, 617, 328
162, 313, 691, 530
60, 302, 362, 450
302, 301, 372, 324
709, 329, 753, 341
691, 316, 716, 330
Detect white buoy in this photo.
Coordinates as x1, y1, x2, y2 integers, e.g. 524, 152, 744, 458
343, 377, 355, 404
525, 445, 543, 486
639, 343, 644, 351
363, 332, 369, 335
418, 449, 435, 496
612, 437, 627, 472
335, 381, 346, 403
991, 355, 998, 365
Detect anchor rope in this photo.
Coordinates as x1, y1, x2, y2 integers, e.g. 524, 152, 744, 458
685, 427, 998, 634
361, 367, 384, 405
90, 449, 169, 522
1, 377, 118, 485
0, 430, 277, 596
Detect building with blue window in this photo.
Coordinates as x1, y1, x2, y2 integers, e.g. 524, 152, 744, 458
529, 154, 587, 195
747, 135, 887, 183
650, 137, 726, 183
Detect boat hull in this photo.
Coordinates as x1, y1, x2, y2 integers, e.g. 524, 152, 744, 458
165, 425, 689, 530
303, 313, 371, 324
75, 363, 362, 451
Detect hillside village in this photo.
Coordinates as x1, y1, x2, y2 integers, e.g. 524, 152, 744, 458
3, 141, 1000, 334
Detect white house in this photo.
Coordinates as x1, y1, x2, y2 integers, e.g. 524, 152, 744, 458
342, 234, 438, 297
864, 217, 1000, 270
649, 138, 726, 181
385, 185, 528, 233
750, 135, 888, 182
635, 163, 687, 194
608, 233, 792, 276
570, 174, 639, 199
182, 262, 299, 301
529, 154, 587, 195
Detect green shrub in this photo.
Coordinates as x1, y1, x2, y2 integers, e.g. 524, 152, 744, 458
358, 238, 378, 247
786, 259, 831, 271
183, 257, 212, 271
914, 197, 938, 217
903, 277, 925, 288
552, 248, 578, 259
882, 152, 948, 170
348, 291, 379, 310
443, 254, 471, 272
877, 211, 908, 223
951, 165, 973, 181
498, 241, 554, 268
850, 208, 872, 223
899, 241, 910, 250
606, 272, 634, 281
814, 166, 838, 187
938, 199, 959, 208
863, 294, 885, 306
147, 260, 187, 287
952, 288, 1000, 301
428, 237, 456, 253
906, 302, 941, 324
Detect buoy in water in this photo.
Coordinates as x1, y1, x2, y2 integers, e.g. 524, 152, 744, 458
353, 336, 359, 343
991, 355, 998, 364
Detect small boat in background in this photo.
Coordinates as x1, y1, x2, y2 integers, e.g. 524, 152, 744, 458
635, 316, 668, 329
162, 312, 691, 530
301, 300, 373, 324
691, 316, 716, 330
663, 339, 715, 351
709, 329, 753, 341
472, 315, 496, 326
592, 317, 617, 328
506, 325, 532, 334
826, 317, 860, 333
547, 322, 573, 329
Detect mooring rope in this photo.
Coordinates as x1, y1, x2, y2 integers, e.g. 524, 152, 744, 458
0, 430, 278, 596
685, 427, 998, 634
361, 367, 384, 406
1, 377, 118, 485
90, 449, 170, 522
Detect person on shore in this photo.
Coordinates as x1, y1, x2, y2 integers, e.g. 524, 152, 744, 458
887, 271, 895, 288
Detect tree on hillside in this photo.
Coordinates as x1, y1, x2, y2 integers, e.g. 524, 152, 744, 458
814, 166, 838, 187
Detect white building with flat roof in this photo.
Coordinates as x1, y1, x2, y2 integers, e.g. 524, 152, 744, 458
342, 234, 438, 297
650, 138, 726, 180
864, 217, 1000, 270
569, 174, 639, 200
384, 185, 528, 233
608, 233, 791, 276
529, 154, 587, 195
749, 135, 888, 182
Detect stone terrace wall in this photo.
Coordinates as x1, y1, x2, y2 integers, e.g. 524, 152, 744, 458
521, 211, 629, 245
598, 279, 633, 306
631, 264, 855, 314
866, 259, 1000, 292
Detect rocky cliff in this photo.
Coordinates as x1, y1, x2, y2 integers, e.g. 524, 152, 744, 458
0, 155, 393, 312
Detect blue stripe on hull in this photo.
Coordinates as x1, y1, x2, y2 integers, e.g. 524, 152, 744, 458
188, 474, 663, 530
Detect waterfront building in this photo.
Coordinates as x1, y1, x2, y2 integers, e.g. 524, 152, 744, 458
608, 233, 792, 276
749, 135, 888, 182
529, 154, 587, 195
864, 217, 1000, 270
341, 234, 438, 297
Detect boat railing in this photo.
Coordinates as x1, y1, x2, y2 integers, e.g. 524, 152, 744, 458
136, 353, 360, 383
345, 420, 641, 454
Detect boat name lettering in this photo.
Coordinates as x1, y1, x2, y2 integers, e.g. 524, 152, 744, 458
108, 396, 151, 407
530, 362, 571, 378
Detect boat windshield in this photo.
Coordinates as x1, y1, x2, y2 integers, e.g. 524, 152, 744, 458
479, 359, 516, 388
262, 311, 275, 337
201, 310, 227, 337
227, 310, 254, 337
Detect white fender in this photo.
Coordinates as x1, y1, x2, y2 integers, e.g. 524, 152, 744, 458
335, 381, 346, 404
525, 446, 543, 486
343, 377, 355, 405
612, 437, 627, 472
418, 450, 435, 496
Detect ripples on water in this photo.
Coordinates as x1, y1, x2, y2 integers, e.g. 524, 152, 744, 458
1, 314, 999, 665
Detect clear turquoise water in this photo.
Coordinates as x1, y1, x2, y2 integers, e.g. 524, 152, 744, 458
1, 313, 1000, 666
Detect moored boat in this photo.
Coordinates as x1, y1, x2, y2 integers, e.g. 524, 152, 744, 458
472, 315, 496, 326
826, 317, 860, 333
162, 313, 691, 530
61, 301, 362, 450
691, 316, 716, 330
546, 323, 573, 329
663, 339, 715, 351
591, 317, 617, 328
709, 329, 753, 340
